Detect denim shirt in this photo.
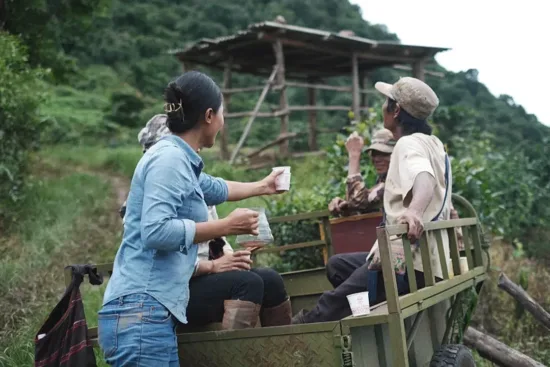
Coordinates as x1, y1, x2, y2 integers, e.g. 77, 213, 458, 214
103, 135, 228, 324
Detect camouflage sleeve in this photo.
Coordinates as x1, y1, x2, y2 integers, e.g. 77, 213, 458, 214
345, 174, 384, 212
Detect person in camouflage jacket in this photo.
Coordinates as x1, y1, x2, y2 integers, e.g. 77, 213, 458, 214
328, 129, 395, 217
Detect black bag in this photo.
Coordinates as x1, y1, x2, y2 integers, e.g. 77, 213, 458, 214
35, 264, 103, 367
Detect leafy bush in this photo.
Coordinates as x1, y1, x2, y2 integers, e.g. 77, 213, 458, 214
0, 33, 46, 221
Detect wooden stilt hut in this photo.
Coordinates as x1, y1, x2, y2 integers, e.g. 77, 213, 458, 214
171, 21, 448, 165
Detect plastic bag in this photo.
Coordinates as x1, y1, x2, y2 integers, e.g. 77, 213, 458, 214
236, 207, 274, 247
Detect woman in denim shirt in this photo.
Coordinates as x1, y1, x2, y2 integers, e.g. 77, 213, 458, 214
98, 71, 282, 367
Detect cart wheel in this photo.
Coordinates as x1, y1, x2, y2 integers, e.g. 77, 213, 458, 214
430, 344, 475, 367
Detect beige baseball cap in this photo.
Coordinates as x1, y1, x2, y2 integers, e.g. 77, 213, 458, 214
366, 129, 395, 154
375, 77, 439, 120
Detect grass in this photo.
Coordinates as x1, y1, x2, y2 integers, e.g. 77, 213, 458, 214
0, 158, 121, 367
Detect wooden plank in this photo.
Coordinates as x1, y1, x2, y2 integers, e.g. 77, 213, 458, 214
253, 240, 326, 254
447, 227, 462, 276
462, 226, 475, 271
435, 230, 450, 280
229, 65, 279, 165
307, 84, 317, 150
268, 210, 330, 224
385, 218, 478, 236
351, 52, 360, 120
402, 236, 418, 293
471, 225, 484, 267
388, 313, 410, 367
419, 234, 435, 286
273, 39, 289, 156
219, 58, 232, 160
377, 227, 401, 314
321, 216, 334, 259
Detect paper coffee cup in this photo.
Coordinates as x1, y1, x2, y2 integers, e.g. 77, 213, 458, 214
273, 166, 291, 191
346, 291, 370, 317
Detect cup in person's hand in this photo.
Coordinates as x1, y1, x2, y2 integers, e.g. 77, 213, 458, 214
272, 166, 291, 191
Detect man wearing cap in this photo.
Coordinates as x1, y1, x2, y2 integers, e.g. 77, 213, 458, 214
293, 77, 452, 324
328, 128, 395, 217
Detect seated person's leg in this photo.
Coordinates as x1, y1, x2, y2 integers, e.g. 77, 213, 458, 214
293, 260, 374, 324
187, 271, 263, 329
251, 268, 292, 326
326, 252, 370, 288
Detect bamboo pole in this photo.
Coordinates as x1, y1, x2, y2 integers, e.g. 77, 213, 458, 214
229, 66, 279, 165
273, 39, 289, 156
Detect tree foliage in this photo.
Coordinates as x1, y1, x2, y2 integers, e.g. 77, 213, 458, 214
0, 33, 46, 218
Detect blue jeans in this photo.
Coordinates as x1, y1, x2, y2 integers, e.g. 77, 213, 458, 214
98, 293, 179, 367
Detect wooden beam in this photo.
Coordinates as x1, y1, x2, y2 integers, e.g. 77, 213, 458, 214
393, 64, 444, 78
224, 109, 289, 119
464, 327, 545, 367
498, 272, 550, 330
283, 81, 375, 94
259, 34, 421, 64
412, 59, 427, 81
246, 133, 298, 159
273, 39, 289, 156
360, 72, 369, 110
351, 53, 360, 121
289, 105, 370, 112
229, 66, 279, 165
291, 151, 326, 159
219, 58, 232, 160
221, 85, 269, 94
307, 83, 317, 151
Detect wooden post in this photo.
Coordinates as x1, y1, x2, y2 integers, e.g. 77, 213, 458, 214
229, 66, 279, 165
412, 58, 426, 81
351, 53, 360, 121
360, 72, 369, 110
219, 59, 232, 160
307, 79, 317, 151
273, 39, 289, 156
498, 272, 550, 330
464, 327, 545, 367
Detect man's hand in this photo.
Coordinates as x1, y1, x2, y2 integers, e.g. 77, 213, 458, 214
328, 197, 349, 216
397, 210, 424, 243
212, 250, 252, 273
345, 132, 364, 158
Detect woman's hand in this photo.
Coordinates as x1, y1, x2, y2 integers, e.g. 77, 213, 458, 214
212, 250, 252, 273
224, 208, 260, 235
259, 169, 284, 195
345, 132, 364, 158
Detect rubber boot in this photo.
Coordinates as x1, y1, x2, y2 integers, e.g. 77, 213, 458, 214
260, 298, 292, 327
222, 300, 261, 330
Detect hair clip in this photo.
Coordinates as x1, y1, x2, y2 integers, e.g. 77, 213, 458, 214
164, 102, 182, 113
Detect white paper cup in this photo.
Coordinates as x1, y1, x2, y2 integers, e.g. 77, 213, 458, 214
273, 166, 291, 191
346, 291, 370, 317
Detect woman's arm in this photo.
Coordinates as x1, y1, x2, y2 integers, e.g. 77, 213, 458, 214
225, 169, 282, 201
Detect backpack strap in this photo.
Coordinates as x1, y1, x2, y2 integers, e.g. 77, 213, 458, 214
431, 154, 450, 222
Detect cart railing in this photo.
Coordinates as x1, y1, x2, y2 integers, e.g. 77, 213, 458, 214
376, 200, 486, 366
